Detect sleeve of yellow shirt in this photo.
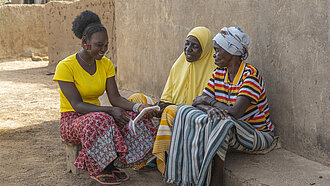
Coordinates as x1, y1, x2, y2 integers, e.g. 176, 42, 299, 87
53, 61, 74, 82
104, 57, 116, 78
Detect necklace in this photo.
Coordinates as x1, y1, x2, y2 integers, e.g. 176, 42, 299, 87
78, 53, 93, 66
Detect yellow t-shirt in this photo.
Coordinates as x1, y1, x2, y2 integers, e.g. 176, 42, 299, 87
53, 53, 115, 113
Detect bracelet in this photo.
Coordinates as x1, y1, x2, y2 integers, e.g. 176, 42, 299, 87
209, 99, 218, 106
133, 103, 142, 113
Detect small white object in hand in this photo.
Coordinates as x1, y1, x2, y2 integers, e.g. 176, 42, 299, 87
128, 106, 160, 135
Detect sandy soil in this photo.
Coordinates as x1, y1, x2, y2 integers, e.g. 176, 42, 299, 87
0, 59, 168, 186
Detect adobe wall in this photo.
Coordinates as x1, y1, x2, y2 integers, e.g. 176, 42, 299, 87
115, 0, 329, 165
0, 4, 48, 60
6, 0, 327, 166
45, 0, 116, 66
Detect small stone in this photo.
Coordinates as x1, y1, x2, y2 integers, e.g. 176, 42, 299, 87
42, 56, 49, 61
31, 56, 42, 61
318, 176, 323, 179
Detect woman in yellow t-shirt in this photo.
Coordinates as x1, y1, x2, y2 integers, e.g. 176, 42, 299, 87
53, 10, 157, 185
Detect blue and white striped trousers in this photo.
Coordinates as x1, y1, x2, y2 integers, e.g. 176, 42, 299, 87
165, 105, 274, 186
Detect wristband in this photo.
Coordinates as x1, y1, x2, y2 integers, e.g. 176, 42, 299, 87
209, 99, 218, 106
133, 103, 142, 113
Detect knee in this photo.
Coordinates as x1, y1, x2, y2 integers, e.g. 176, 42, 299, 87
161, 105, 178, 128
163, 105, 178, 114
128, 93, 146, 103
85, 112, 115, 123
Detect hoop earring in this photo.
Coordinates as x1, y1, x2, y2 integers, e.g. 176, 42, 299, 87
81, 43, 91, 50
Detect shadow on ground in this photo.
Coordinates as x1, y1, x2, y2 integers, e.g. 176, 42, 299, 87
0, 63, 56, 87
0, 120, 169, 186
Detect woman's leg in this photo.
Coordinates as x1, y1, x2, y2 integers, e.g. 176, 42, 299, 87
60, 112, 128, 176
128, 93, 159, 171
211, 119, 274, 186
218, 119, 274, 157
128, 93, 156, 104
164, 105, 274, 185
210, 155, 224, 186
61, 110, 157, 183
60, 111, 83, 144
113, 110, 157, 167
60, 111, 128, 184
152, 105, 178, 175
128, 93, 159, 126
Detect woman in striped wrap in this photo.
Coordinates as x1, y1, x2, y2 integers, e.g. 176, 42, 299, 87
164, 27, 275, 186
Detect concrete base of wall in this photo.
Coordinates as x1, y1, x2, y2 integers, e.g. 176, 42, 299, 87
225, 149, 330, 186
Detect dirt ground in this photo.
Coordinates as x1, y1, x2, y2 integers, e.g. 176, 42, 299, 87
0, 59, 168, 186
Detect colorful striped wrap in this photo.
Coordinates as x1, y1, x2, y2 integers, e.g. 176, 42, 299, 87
165, 105, 274, 186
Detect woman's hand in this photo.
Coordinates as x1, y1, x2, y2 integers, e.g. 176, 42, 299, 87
193, 95, 218, 107
156, 101, 174, 110
155, 101, 175, 118
192, 95, 210, 106
192, 96, 204, 106
207, 107, 228, 122
108, 107, 130, 127
138, 104, 159, 119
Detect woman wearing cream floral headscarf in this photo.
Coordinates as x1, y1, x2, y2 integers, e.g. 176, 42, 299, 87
165, 27, 275, 186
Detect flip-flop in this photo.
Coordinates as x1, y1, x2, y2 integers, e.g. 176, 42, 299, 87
112, 170, 129, 182
90, 173, 121, 185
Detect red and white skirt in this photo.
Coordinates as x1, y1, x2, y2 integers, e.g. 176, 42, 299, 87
60, 111, 156, 176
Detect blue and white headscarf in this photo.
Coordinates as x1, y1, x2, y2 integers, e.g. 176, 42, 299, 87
213, 27, 250, 60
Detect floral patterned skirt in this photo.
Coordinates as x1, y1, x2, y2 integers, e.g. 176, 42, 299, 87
60, 111, 156, 176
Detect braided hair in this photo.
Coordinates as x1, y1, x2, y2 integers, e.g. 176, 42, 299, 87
72, 10, 107, 41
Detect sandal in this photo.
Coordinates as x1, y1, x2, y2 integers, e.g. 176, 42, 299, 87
91, 173, 121, 185
112, 170, 130, 182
